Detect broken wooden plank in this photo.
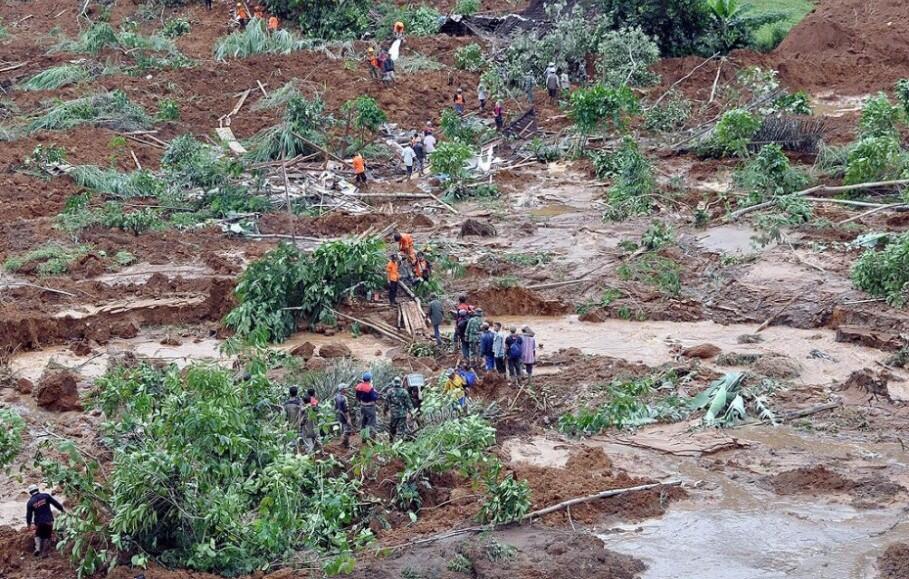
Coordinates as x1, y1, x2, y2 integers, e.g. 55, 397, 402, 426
215, 127, 248, 154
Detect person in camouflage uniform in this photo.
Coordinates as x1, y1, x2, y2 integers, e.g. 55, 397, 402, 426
384, 376, 414, 443
464, 308, 485, 368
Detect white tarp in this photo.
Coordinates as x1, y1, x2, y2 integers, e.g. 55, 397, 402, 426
389, 38, 402, 61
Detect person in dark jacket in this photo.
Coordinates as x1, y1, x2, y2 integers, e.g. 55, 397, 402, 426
412, 136, 426, 175
26, 484, 64, 557
427, 294, 444, 346
355, 372, 380, 441
480, 323, 496, 372
505, 327, 524, 384
334, 383, 352, 448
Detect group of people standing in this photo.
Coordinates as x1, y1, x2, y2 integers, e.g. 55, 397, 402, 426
386, 231, 432, 305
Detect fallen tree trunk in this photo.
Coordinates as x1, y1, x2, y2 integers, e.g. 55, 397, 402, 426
728, 179, 909, 221
523, 480, 682, 520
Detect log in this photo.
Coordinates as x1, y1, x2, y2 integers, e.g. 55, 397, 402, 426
523, 480, 682, 520
728, 179, 909, 221
282, 163, 296, 244
329, 309, 408, 343
780, 401, 842, 421
837, 203, 909, 226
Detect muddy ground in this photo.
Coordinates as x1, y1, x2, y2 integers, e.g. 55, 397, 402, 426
2, 0, 909, 577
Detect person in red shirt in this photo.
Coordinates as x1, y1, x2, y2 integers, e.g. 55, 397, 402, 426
352, 152, 367, 188
386, 254, 400, 305
393, 231, 416, 264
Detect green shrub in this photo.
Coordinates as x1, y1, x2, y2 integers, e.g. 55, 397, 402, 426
852, 231, 909, 306
341, 95, 386, 140
596, 26, 661, 88
0, 408, 25, 472
430, 140, 473, 193
161, 16, 190, 38
734, 144, 809, 205
454, 43, 485, 72
246, 95, 331, 162
702, 109, 760, 157
644, 94, 691, 132
477, 465, 531, 524
568, 84, 639, 137
20, 64, 91, 91
859, 92, 903, 138
455, 0, 480, 15
641, 220, 675, 250
593, 137, 656, 221
702, 0, 786, 53
844, 136, 909, 185
265, 0, 371, 40
774, 91, 812, 115
70, 166, 166, 198
26, 90, 152, 134
896, 79, 909, 117
593, 0, 709, 56
156, 98, 180, 121
214, 18, 309, 60
440, 108, 489, 145
618, 253, 681, 295
100, 203, 166, 235
4, 243, 91, 276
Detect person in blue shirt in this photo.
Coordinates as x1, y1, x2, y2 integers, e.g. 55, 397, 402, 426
480, 323, 496, 372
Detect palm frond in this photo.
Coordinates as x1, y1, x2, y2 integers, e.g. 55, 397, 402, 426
19, 64, 91, 91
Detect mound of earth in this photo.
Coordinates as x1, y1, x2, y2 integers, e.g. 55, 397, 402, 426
768, 466, 855, 495
470, 286, 570, 316
879, 543, 909, 579
33, 369, 81, 412
772, 0, 909, 92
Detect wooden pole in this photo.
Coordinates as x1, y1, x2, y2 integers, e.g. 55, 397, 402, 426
282, 163, 296, 244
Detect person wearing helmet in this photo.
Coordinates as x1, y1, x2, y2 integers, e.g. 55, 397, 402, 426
334, 383, 352, 449
26, 484, 64, 557
394, 20, 405, 38
384, 377, 414, 443
355, 372, 379, 441
367, 46, 380, 81
235, 2, 249, 28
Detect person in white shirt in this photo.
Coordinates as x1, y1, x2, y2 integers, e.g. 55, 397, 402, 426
401, 143, 416, 180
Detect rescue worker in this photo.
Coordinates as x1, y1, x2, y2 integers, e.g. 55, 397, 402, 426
443, 369, 467, 408
546, 69, 560, 104
253, 4, 265, 20
386, 253, 400, 305
384, 377, 414, 442
453, 88, 465, 116
492, 321, 507, 374
427, 293, 444, 346
394, 20, 405, 39
401, 140, 416, 180
235, 2, 249, 28
523, 70, 535, 105
26, 484, 64, 557
355, 372, 379, 441
334, 383, 352, 449
477, 82, 488, 112
352, 152, 367, 188
267, 14, 279, 32
465, 308, 485, 367
367, 47, 380, 81
393, 231, 417, 264
494, 100, 504, 132
300, 394, 321, 453
414, 252, 431, 283
412, 136, 426, 175
423, 129, 436, 156
505, 327, 524, 384
382, 51, 396, 85
453, 295, 474, 358
283, 386, 305, 451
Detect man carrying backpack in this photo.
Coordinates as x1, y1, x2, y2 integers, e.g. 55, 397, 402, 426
505, 327, 524, 384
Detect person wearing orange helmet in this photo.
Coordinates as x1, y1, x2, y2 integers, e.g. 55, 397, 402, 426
267, 14, 279, 31
393, 20, 405, 38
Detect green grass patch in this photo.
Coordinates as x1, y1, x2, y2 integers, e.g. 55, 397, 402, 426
745, 0, 813, 48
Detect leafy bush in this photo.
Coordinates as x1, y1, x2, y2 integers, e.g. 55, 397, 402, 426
774, 91, 812, 115
41, 363, 367, 577
455, 0, 480, 15
161, 16, 190, 38
163, 134, 239, 189
752, 194, 812, 246
594, 137, 656, 221
397, 53, 443, 72
265, 0, 371, 40
225, 238, 385, 343
378, 4, 442, 38
593, 0, 709, 56
20, 64, 91, 91
341, 95, 386, 140
454, 43, 485, 72
859, 92, 903, 139
70, 165, 166, 198
4, 242, 91, 276
702, 109, 760, 157
702, 0, 786, 53
734, 144, 809, 205
156, 98, 181, 121
568, 84, 639, 137
26, 90, 152, 134
644, 94, 691, 132
246, 95, 331, 162
100, 203, 166, 235
440, 108, 489, 145
477, 465, 532, 524
641, 220, 675, 250
844, 136, 909, 185
618, 253, 681, 295
214, 18, 310, 60
852, 231, 909, 306
55, 21, 118, 54
0, 408, 25, 472
596, 27, 660, 88
430, 140, 474, 192
896, 79, 909, 117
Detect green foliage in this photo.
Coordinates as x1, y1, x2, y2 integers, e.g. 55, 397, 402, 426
0, 408, 25, 472
42, 363, 366, 577
246, 95, 331, 162
70, 165, 165, 198
477, 465, 532, 525
594, 0, 709, 56
431, 140, 473, 192
568, 84, 639, 136
734, 144, 809, 205
226, 239, 385, 343
687, 372, 777, 427
454, 43, 485, 72
844, 136, 909, 185
593, 137, 656, 221
596, 26, 661, 88
163, 134, 240, 189
440, 109, 489, 146
526, 137, 562, 162
55, 21, 186, 72
558, 374, 685, 435
214, 18, 310, 60
341, 95, 387, 140
618, 253, 681, 295
644, 94, 691, 132
100, 203, 166, 235
896, 79, 909, 117
161, 16, 191, 38
113, 250, 136, 266
157, 98, 181, 121
859, 92, 903, 139
773, 90, 812, 115
703, 0, 787, 53
23, 144, 67, 175
4, 242, 91, 276
26, 90, 152, 134
19, 64, 91, 91
57, 21, 118, 54
751, 194, 813, 246
641, 220, 675, 250
378, 4, 442, 38
396, 53, 443, 73
264, 0, 371, 40
455, 0, 480, 15
447, 554, 473, 574
702, 109, 761, 157
852, 231, 909, 306
576, 287, 624, 316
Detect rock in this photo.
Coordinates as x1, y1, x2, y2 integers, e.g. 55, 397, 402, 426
319, 343, 352, 359
306, 357, 329, 370
111, 321, 140, 339
682, 343, 722, 359
290, 341, 316, 359
753, 354, 802, 379
415, 357, 439, 371
34, 370, 82, 412
69, 340, 92, 357
160, 335, 182, 346
836, 325, 903, 351
15, 378, 33, 394
459, 218, 497, 237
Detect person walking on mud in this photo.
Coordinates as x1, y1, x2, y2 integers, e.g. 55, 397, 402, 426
521, 326, 537, 381
355, 372, 379, 441
401, 140, 416, 180
412, 136, 426, 175
494, 99, 504, 132
546, 69, 560, 104
334, 383, 352, 449
384, 377, 414, 443
427, 293, 444, 346
477, 81, 488, 112
523, 70, 535, 105
26, 484, 65, 557
492, 321, 507, 374
453, 87, 466, 116
505, 327, 524, 384
386, 253, 400, 306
